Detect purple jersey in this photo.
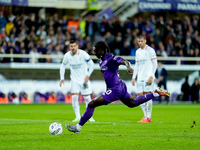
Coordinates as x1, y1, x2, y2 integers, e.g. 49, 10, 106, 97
100, 54, 131, 102
100, 54, 124, 88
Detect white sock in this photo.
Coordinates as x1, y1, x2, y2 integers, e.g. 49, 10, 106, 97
140, 102, 147, 118
83, 95, 92, 108
153, 92, 159, 97
76, 124, 82, 131
146, 100, 153, 119
72, 95, 80, 119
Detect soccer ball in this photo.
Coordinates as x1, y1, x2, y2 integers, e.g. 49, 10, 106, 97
49, 122, 63, 135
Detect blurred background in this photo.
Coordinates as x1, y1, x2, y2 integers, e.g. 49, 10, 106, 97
0, 0, 199, 104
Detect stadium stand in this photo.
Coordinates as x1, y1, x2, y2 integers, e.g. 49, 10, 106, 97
0, 9, 199, 64
0, 3, 199, 104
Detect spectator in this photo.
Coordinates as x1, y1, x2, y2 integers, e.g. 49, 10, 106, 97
0, 93, 9, 104
3, 47, 19, 62
85, 16, 97, 40
0, 45, 5, 62
47, 92, 57, 103
157, 42, 168, 57
0, 11, 7, 30
194, 48, 200, 64
20, 48, 29, 63
29, 47, 40, 63
21, 93, 31, 104
191, 78, 199, 103
65, 92, 72, 104
153, 29, 162, 47
181, 76, 191, 101
5, 19, 14, 36
155, 61, 168, 103
51, 45, 63, 63
99, 16, 108, 36
110, 32, 122, 55
155, 61, 168, 90
187, 48, 195, 64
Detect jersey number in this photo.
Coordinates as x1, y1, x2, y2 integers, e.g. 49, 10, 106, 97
106, 90, 112, 95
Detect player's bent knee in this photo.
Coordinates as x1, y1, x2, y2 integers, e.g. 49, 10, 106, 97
88, 100, 95, 108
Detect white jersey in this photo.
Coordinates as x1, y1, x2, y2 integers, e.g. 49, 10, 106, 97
62, 49, 91, 84
134, 45, 157, 81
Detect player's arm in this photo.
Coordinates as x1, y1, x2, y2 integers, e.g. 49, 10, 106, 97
147, 58, 157, 84
59, 63, 66, 87
84, 52, 94, 83
132, 55, 138, 86
86, 59, 94, 82
147, 49, 157, 84
120, 60, 133, 74
59, 54, 68, 87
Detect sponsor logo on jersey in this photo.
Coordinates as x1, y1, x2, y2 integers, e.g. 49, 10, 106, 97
101, 66, 108, 71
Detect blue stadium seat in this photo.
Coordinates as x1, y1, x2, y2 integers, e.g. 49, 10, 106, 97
171, 92, 179, 102
33, 92, 41, 102
57, 91, 65, 102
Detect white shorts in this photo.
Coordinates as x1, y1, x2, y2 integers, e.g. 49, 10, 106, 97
136, 80, 154, 93
70, 80, 92, 95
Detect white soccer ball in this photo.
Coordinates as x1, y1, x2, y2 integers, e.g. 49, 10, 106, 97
49, 122, 63, 135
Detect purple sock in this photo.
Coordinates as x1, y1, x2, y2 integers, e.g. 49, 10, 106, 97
134, 93, 155, 106
79, 107, 94, 126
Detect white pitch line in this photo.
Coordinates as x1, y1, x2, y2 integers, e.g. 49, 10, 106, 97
0, 118, 52, 122
0, 118, 133, 125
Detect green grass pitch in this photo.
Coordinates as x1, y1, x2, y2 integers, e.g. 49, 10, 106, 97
0, 103, 199, 150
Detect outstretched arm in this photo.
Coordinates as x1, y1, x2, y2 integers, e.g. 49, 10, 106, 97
120, 60, 133, 74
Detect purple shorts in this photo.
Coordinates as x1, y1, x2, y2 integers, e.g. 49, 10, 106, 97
101, 81, 131, 103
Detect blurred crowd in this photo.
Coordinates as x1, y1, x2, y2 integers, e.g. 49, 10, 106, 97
0, 91, 97, 104
0, 10, 200, 64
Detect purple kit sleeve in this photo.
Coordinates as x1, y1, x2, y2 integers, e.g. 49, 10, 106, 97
113, 56, 124, 65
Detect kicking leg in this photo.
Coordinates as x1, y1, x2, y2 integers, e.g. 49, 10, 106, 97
120, 87, 170, 108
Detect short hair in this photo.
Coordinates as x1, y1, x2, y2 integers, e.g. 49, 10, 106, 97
69, 40, 78, 45
138, 35, 146, 40
94, 41, 110, 53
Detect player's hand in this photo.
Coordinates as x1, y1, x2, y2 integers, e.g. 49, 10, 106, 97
59, 80, 64, 87
147, 76, 153, 85
127, 67, 133, 74
84, 75, 90, 83
132, 78, 135, 86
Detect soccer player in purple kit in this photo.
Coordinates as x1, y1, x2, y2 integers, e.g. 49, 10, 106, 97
66, 41, 170, 133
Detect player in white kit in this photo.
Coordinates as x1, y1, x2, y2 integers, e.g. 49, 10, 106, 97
132, 35, 157, 123
60, 40, 95, 122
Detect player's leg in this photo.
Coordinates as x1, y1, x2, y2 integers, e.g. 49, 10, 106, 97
136, 80, 148, 122
81, 81, 95, 122
138, 80, 154, 123
66, 95, 109, 133
81, 81, 93, 107
71, 81, 81, 122
71, 94, 80, 122
120, 87, 170, 109
120, 92, 154, 108
142, 92, 152, 123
